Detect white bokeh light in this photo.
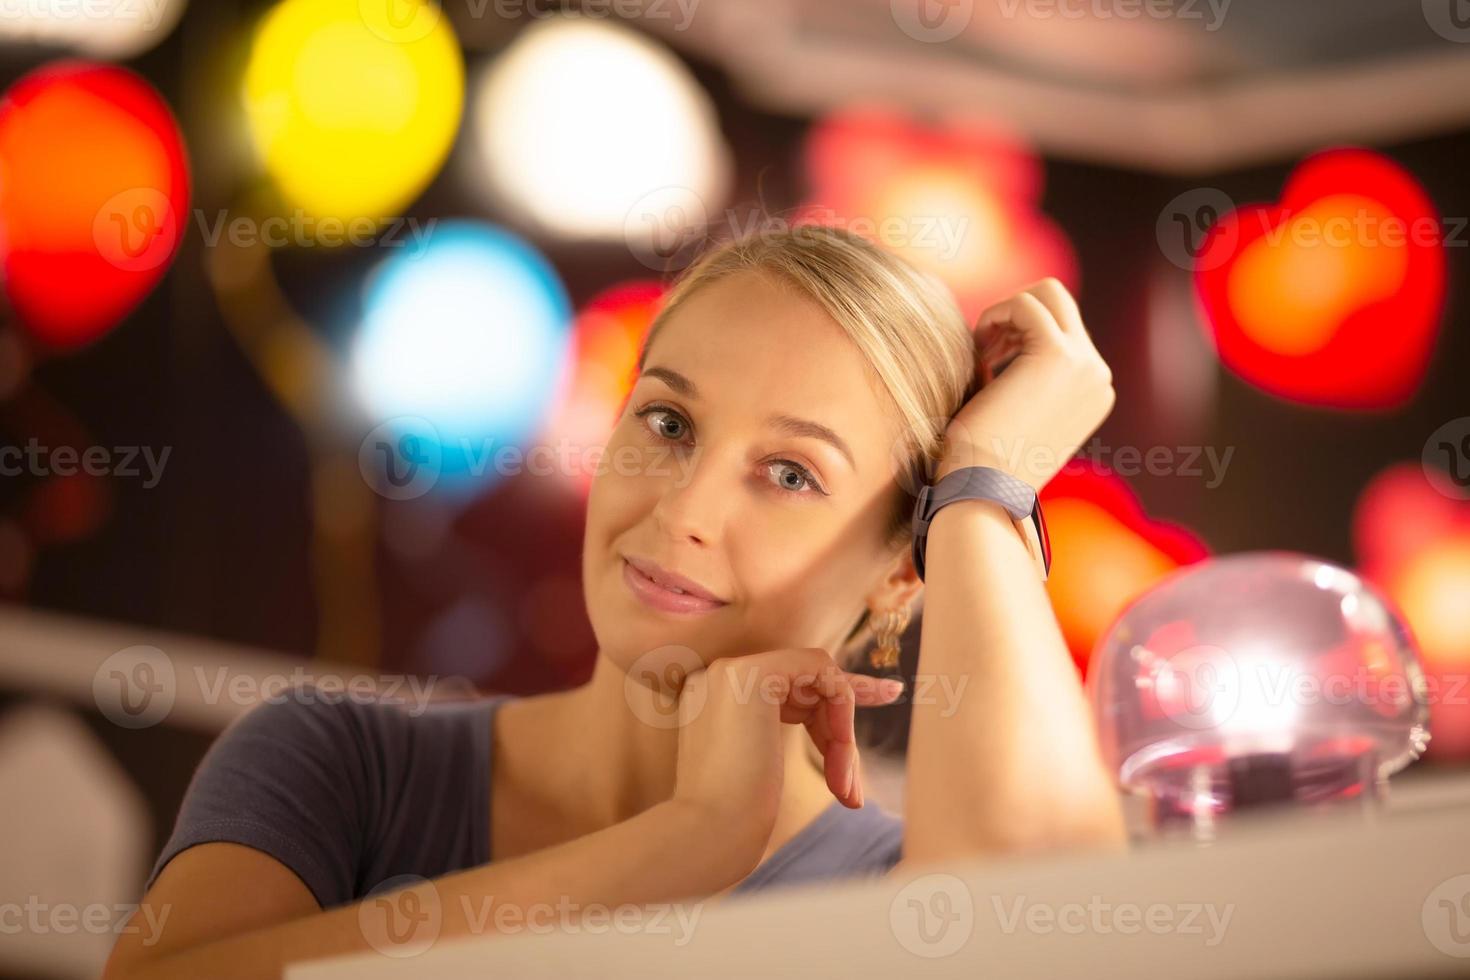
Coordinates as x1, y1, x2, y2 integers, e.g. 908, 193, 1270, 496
471, 17, 731, 241
0, 0, 188, 57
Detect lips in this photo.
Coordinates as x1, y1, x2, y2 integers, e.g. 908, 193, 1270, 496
621, 555, 728, 614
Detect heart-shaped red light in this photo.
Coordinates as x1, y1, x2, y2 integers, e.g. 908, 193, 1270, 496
1193, 148, 1444, 410
1040, 462, 1209, 676
0, 60, 190, 348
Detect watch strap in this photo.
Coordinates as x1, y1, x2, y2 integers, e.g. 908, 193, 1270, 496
911, 466, 1049, 582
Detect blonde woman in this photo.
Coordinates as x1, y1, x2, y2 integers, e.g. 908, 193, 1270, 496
106, 224, 1125, 979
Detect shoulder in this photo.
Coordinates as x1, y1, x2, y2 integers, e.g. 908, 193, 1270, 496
203, 683, 483, 782
147, 685, 495, 909
193, 687, 400, 793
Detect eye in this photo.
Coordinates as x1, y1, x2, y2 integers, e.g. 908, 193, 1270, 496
634, 404, 692, 444
633, 402, 829, 497
764, 460, 826, 496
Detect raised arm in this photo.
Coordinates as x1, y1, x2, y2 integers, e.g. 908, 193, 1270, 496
899, 278, 1128, 868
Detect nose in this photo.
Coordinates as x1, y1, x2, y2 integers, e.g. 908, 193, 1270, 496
649, 447, 729, 547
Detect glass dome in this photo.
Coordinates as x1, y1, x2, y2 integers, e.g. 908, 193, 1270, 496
1087, 551, 1430, 837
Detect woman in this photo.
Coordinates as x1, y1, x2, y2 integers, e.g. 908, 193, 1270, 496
104, 224, 1125, 978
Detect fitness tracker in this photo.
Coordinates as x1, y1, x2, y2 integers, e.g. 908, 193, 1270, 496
911, 466, 1051, 583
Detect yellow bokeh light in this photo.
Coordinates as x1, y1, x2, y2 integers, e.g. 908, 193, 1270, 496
243, 0, 463, 228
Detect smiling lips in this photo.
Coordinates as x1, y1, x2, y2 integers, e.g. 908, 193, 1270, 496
621, 555, 728, 614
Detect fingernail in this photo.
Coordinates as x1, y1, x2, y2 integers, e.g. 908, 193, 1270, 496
878, 678, 904, 698
844, 755, 856, 798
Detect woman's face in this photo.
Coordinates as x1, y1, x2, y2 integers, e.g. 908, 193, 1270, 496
583, 269, 920, 675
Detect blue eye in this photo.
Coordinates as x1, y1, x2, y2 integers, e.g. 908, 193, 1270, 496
636, 405, 690, 443
632, 403, 828, 497
766, 460, 823, 495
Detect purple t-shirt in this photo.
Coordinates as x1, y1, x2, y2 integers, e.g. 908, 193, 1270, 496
146, 688, 905, 909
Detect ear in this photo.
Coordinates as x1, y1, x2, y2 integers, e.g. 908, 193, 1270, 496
864, 545, 924, 615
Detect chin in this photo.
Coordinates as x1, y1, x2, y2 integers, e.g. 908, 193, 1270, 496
590, 562, 720, 673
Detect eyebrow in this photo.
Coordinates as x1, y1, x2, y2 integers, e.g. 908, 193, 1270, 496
639, 366, 857, 471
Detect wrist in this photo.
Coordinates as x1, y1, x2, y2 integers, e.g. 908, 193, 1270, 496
934, 435, 1013, 484
914, 457, 1052, 583
656, 799, 767, 886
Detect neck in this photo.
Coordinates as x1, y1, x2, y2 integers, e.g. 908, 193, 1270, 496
503, 651, 837, 844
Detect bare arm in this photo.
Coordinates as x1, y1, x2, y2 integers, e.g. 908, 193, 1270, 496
898, 278, 1128, 869
103, 799, 754, 980
900, 477, 1127, 868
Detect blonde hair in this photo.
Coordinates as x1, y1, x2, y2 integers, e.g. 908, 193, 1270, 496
633, 222, 981, 663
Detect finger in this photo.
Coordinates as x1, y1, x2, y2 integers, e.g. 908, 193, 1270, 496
798, 694, 856, 806
746, 650, 870, 807
811, 664, 856, 749
749, 648, 846, 720
775, 666, 853, 745
973, 291, 1068, 358
846, 673, 905, 707
819, 725, 858, 806
797, 666, 860, 807
825, 672, 863, 808
1022, 277, 1087, 339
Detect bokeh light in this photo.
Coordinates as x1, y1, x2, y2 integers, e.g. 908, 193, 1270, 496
799, 106, 1077, 321
1041, 462, 1210, 673
1353, 463, 1470, 760
1194, 148, 1445, 411
349, 221, 572, 492
471, 17, 731, 241
0, 0, 189, 58
534, 280, 666, 498
242, 0, 463, 228
0, 60, 190, 348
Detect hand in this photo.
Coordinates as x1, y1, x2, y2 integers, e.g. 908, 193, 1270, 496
670, 649, 903, 851
939, 278, 1115, 490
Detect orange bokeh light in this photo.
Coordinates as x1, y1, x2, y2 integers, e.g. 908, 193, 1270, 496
0, 61, 190, 348
535, 281, 667, 498
1353, 463, 1470, 759
1040, 462, 1210, 675
799, 106, 1077, 322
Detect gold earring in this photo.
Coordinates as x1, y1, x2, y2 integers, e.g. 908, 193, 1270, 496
867, 602, 912, 671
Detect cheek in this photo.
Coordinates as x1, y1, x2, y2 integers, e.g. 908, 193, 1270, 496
585, 439, 655, 532
736, 540, 868, 644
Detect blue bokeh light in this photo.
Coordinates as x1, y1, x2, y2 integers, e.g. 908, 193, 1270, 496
350, 220, 572, 495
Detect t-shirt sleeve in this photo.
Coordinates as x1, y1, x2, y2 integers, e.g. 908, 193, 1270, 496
732, 804, 906, 896
852, 822, 904, 876
144, 694, 370, 910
